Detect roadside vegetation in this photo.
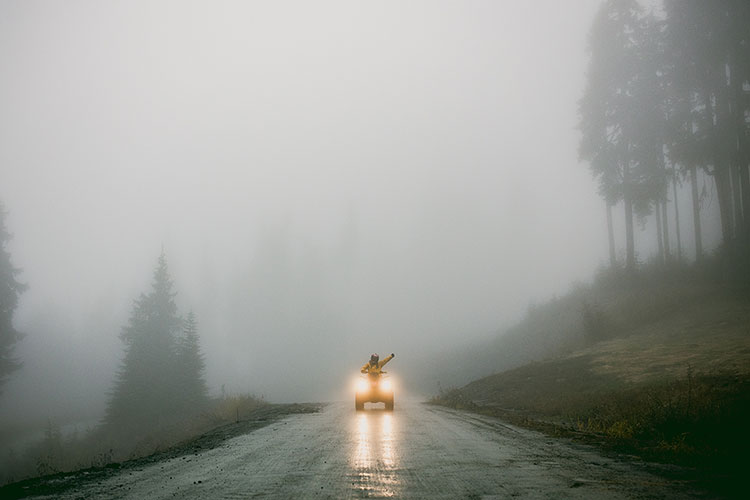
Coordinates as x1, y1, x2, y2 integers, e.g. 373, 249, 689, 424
431, 258, 750, 495
0, 401, 324, 500
0, 392, 266, 486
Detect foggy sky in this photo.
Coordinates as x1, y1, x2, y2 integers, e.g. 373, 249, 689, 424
1, 1, 717, 422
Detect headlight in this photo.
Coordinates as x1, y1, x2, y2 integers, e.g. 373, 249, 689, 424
381, 379, 392, 391
356, 379, 369, 392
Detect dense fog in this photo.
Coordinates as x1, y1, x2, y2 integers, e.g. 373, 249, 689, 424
0, 0, 722, 431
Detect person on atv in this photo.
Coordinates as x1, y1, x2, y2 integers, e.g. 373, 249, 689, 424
361, 353, 395, 380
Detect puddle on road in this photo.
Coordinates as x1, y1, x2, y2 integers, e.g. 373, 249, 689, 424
351, 411, 399, 497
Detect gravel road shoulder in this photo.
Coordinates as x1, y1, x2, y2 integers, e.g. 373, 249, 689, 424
0, 403, 323, 499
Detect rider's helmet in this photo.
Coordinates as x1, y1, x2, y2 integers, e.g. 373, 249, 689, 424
370, 353, 379, 365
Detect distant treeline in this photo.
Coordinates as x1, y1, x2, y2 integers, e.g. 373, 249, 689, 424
579, 0, 750, 273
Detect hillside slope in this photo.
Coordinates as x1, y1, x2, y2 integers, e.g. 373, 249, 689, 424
413, 270, 731, 393
432, 282, 750, 495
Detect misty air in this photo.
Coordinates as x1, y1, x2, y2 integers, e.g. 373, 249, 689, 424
1, 1, 748, 498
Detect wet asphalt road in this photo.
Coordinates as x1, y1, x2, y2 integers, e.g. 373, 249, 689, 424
49, 402, 698, 499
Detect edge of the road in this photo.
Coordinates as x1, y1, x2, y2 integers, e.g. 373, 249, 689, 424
423, 402, 728, 498
0, 402, 325, 500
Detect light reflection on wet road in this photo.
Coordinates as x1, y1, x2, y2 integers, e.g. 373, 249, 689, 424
352, 412, 398, 497
49, 402, 699, 499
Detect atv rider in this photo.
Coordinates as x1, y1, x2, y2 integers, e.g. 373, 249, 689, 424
361, 353, 395, 380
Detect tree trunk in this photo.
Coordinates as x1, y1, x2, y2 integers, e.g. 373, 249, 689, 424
623, 159, 635, 272
606, 201, 616, 268
727, 72, 743, 237
741, 163, 750, 239
690, 164, 703, 261
730, 163, 743, 237
659, 148, 670, 260
706, 86, 734, 246
715, 166, 734, 245
655, 202, 664, 264
662, 199, 671, 260
738, 86, 750, 238
625, 195, 635, 272
730, 40, 750, 239
672, 164, 683, 261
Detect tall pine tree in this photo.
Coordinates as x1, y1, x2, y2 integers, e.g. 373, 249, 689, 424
664, 0, 750, 254
0, 201, 27, 394
579, 0, 648, 272
105, 252, 183, 433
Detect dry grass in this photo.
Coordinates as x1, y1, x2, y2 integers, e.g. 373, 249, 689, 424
431, 281, 750, 494
585, 294, 750, 384
0, 394, 266, 486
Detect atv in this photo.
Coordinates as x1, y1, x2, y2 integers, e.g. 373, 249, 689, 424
355, 372, 394, 411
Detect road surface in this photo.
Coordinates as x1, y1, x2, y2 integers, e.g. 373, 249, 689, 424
41, 402, 699, 499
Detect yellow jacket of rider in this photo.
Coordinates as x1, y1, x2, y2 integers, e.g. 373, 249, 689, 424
361, 354, 394, 376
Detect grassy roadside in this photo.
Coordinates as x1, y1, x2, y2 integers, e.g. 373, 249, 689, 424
430, 286, 750, 496
0, 402, 322, 499
1, 392, 323, 486
1, 394, 268, 485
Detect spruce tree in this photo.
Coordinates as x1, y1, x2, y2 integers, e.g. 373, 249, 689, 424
0, 201, 27, 394
175, 311, 209, 413
105, 252, 182, 433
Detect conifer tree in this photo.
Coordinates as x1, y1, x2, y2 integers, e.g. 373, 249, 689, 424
664, 0, 750, 252
105, 252, 182, 432
0, 201, 27, 393
579, 0, 649, 272
175, 311, 209, 413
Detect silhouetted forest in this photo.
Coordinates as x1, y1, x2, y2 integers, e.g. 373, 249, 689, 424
580, 0, 750, 279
